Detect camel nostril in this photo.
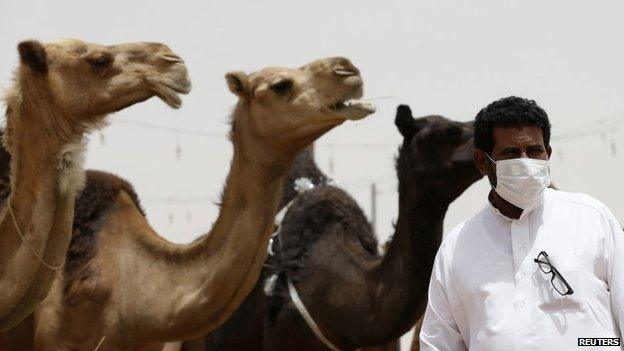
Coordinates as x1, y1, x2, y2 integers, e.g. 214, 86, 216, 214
161, 54, 184, 64
333, 66, 359, 77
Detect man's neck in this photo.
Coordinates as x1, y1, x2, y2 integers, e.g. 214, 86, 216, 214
489, 190, 523, 220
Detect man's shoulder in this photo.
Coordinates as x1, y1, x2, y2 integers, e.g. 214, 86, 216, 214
443, 209, 487, 249
545, 188, 608, 215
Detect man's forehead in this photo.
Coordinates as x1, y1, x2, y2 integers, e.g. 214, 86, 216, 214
492, 125, 545, 147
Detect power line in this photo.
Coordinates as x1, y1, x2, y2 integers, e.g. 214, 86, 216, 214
107, 113, 621, 203
141, 196, 215, 203
553, 113, 623, 137
116, 119, 397, 148
339, 173, 395, 187
114, 113, 624, 148
552, 117, 624, 142
117, 119, 227, 139
317, 142, 394, 149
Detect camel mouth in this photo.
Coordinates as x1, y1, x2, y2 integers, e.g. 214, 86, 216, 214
155, 86, 183, 109
329, 99, 376, 120
154, 79, 192, 109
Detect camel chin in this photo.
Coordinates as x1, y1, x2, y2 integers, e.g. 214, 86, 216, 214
331, 99, 376, 120
155, 85, 185, 109
154, 81, 190, 108
150, 71, 192, 109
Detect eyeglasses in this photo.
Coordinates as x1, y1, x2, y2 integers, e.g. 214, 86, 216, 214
533, 251, 574, 296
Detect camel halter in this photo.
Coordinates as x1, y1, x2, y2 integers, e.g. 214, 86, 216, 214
266, 177, 346, 351
287, 277, 343, 351
7, 202, 64, 280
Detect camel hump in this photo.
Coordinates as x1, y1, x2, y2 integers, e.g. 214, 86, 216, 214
64, 171, 144, 299
75, 170, 145, 221
278, 185, 378, 265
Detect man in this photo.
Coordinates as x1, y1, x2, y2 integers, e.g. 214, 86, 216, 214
420, 96, 623, 350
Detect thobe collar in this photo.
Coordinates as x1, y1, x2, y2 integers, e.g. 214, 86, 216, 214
487, 190, 546, 222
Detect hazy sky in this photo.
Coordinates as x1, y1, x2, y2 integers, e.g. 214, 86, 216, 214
2, 0, 623, 347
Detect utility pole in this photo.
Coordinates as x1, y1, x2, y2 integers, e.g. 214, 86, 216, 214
329, 147, 335, 175
371, 183, 377, 233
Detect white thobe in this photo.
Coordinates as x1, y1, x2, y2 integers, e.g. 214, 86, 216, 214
420, 189, 624, 350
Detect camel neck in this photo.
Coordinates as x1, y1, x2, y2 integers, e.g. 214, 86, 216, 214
198, 137, 287, 255
368, 140, 448, 340
0, 85, 80, 328
126, 117, 294, 340
5, 81, 82, 223
382, 140, 448, 266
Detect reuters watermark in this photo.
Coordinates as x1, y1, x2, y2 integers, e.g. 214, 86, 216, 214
577, 338, 621, 347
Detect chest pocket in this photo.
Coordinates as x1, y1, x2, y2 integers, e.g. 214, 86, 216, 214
534, 255, 586, 312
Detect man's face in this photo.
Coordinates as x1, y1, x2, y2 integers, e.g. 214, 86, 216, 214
474, 125, 552, 187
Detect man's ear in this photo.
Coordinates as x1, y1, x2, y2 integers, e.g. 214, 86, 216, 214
473, 149, 490, 177
225, 71, 250, 98
18, 40, 48, 74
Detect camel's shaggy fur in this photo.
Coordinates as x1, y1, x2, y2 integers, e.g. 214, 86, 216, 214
64, 170, 144, 302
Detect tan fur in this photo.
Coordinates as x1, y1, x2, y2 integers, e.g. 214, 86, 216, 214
0, 38, 190, 331
16, 57, 374, 350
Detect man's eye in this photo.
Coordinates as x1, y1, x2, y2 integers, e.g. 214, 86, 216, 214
528, 148, 544, 155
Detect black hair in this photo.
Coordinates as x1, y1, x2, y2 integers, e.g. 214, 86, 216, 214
474, 96, 551, 153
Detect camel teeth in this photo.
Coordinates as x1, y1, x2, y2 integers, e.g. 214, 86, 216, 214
331, 100, 375, 110
344, 100, 372, 107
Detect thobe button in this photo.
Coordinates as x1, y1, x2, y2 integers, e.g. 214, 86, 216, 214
515, 300, 525, 309
517, 244, 523, 250
518, 273, 525, 280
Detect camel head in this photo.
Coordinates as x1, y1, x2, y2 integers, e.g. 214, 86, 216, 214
13, 39, 191, 125
226, 57, 375, 156
395, 104, 483, 201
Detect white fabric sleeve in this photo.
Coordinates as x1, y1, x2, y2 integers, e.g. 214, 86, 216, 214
604, 207, 624, 337
419, 243, 467, 351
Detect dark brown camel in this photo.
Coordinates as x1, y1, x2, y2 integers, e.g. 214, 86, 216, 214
180, 105, 482, 351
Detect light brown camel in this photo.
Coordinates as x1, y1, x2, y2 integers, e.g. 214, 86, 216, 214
0, 39, 190, 331
3, 57, 375, 350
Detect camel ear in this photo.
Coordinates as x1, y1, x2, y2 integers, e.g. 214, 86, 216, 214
225, 71, 250, 98
18, 40, 48, 74
395, 104, 418, 139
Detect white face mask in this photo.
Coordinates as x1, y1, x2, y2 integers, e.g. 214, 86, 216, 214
486, 154, 551, 209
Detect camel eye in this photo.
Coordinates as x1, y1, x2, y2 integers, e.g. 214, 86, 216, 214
270, 79, 293, 95
86, 52, 113, 68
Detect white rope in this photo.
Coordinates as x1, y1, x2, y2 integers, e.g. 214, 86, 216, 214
270, 177, 349, 351
7, 203, 63, 280
287, 278, 343, 351
8, 203, 104, 351
7, 198, 106, 351
267, 177, 317, 257
93, 336, 106, 351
